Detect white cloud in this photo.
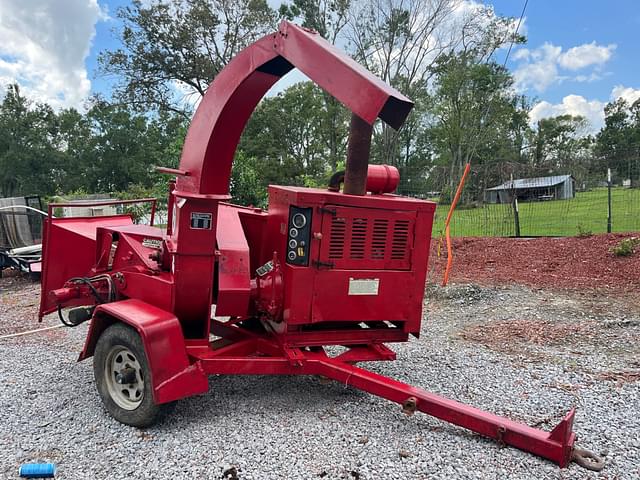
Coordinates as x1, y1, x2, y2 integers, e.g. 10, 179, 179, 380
529, 94, 606, 131
558, 42, 616, 70
511, 48, 530, 61
513, 43, 561, 92
574, 72, 604, 83
0, 0, 105, 109
528, 85, 640, 134
611, 85, 640, 106
512, 41, 615, 93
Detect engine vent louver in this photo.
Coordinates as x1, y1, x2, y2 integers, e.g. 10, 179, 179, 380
391, 220, 410, 259
350, 218, 367, 259
321, 209, 414, 270
328, 217, 346, 259
372, 219, 388, 259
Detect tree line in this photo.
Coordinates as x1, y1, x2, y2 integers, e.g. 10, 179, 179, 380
1, 0, 638, 207
0, 85, 186, 201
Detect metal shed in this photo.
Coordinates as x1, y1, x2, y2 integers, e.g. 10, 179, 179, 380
484, 175, 576, 203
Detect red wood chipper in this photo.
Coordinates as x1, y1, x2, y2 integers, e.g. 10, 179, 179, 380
39, 21, 602, 471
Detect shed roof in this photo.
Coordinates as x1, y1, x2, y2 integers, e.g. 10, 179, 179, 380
486, 175, 573, 191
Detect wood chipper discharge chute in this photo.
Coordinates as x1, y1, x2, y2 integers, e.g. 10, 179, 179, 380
39, 21, 603, 472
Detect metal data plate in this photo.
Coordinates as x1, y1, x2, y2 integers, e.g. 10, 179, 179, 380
348, 278, 379, 296
190, 212, 212, 230
256, 261, 274, 277
142, 238, 162, 249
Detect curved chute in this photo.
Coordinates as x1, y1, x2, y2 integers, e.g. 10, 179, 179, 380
175, 21, 414, 197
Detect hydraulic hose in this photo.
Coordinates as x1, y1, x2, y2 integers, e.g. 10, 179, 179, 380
57, 275, 116, 327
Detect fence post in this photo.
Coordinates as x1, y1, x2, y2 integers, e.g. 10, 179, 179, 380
513, 195, 521, 237
607, 168, 612, 234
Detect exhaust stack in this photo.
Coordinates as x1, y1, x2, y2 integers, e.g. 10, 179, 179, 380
343, 113, 373, 195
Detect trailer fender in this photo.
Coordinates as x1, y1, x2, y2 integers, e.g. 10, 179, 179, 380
79, 299, 208, 404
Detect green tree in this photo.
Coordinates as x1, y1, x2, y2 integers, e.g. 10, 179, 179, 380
230, 150, 268, 207
99, 0, 278, 116
280, 0, 351, 172
279, 0, 349, 42
427, 52, 530, 200
54, 107, 94, 193
369, 82, 435, 196
81, 100, 187, 193
530, 115, 592, 182
239, 82, 344, 190
346, 0, 524, 191
595, 98, 640, 185
0, 84, 60, 197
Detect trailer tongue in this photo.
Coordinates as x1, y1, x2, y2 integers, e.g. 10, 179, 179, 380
39, 21, 602, 472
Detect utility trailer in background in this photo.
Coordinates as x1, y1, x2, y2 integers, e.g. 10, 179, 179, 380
0, 196, 45, 278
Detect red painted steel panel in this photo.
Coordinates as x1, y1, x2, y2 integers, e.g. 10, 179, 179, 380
273, 23, 413, 129
168, 195, 218, 338
39, 215, 134, 317
48, 215, 133, 239
309, 270, 418, 324
236, 207, 268, 274
271, 185, 435, 210
263, 185, 434, 332
215, 204, 251, 316
118, 271, 174, 314
110, 230, 163, 272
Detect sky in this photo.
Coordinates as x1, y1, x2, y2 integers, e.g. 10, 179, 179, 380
0, 0, 638, 133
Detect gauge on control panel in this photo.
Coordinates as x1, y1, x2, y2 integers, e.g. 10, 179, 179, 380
289, 228, 299, 238
292, 213, 307, 228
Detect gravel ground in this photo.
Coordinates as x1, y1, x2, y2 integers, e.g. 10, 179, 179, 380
1, 275, 639, 479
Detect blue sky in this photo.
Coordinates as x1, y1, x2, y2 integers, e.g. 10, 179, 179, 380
491, 0, 640, 130
495, 0, 639, 103
1, 0, 638, 132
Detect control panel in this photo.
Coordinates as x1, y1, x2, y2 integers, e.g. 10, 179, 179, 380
286, 206, 312, 266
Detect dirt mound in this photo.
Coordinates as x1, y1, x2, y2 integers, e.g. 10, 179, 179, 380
429, 233, 640, 292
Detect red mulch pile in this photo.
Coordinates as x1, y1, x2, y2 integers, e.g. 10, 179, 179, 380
429, 233, 640, 292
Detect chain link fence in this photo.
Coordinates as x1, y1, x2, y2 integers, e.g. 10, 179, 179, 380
397, 157, 640, 237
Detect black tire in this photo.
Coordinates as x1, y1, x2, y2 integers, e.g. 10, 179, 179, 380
93, 323, 171, 427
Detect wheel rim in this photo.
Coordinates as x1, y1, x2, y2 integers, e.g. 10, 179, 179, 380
104, 346, 144, 410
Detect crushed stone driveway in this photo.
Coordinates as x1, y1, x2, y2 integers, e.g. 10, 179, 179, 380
1, 274, 639, 479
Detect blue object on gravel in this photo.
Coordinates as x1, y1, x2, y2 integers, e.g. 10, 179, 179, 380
18, 463, 55, 478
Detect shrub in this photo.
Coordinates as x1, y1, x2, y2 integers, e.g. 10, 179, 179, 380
576, 225, 593, 238
610, 237, 640, 257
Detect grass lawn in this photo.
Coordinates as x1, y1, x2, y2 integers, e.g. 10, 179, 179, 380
432, 187, 640, 237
